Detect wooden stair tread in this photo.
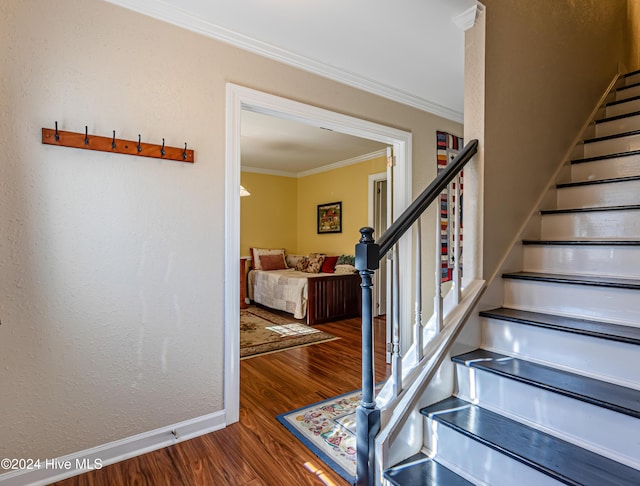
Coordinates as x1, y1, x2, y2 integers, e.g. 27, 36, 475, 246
540, 204, 640, 215
583, 129, 640, 144
502, 271, 640, 289
557, 174, 640, 188
571, 148, 640, 164
479, 307, 640, 345
421, 397, 640, 486
623, 69, 640, 78
384, 453, 473, 486
522, 239, 640, 246
617, 81, 640, 92
452, 349, 640, 418
607, 94, 640, 107
595, 109, 640, 124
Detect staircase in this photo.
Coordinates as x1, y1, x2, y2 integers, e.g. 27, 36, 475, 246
383, 70, 640, 485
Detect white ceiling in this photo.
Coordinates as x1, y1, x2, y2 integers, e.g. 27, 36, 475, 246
241, 110, 389, 176
107, 0, 476, 173
106, 0, 476, 121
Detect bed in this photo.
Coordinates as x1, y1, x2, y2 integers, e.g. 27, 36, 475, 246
247, 266, 361, 325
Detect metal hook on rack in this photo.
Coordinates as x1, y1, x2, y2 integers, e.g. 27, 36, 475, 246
41, 124, 195, 163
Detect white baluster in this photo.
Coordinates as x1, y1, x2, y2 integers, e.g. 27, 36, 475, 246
391, 245, 401, 397
415, 219, 423, 362
453, 173, 462, 303
434, 201, 443, 333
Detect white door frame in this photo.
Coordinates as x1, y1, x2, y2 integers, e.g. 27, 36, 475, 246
224, 83, 413, 424
368, 171, 390, 318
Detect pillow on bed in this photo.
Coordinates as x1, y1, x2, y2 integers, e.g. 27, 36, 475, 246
321, 255, 339, 273
295, 256, 309, 272
337, 254, 355, 265
335, 264, 357, 274
304, 253, 326, 273
259, 253, 287, 271
285, 254, 305, 268
251, 247, 285, 270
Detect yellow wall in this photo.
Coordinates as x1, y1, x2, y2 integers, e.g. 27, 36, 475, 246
297, 156, 387, 255
241, 155, 387, 258
240, 172, 297, 257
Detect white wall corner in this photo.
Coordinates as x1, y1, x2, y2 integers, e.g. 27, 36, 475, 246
0, 412, 226, 486
452, 2, 486, 32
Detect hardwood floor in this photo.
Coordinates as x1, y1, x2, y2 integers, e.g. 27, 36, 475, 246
52, 315, 389, 486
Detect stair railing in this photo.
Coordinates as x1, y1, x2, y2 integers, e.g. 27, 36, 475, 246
355, 139, 478, 486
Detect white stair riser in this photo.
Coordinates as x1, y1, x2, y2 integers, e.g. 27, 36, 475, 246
522, 244, 640, 279
503, 279, 640, 326
583, 133, 640, 158
557, 179, 640, 209
607, 99, 640, 117
455, 365, 640, 469
625, 74, 640, 86
482, 317, 640, 389
595, 115, 640, 138
571, 154, 640, 180
541, 209, 640, 239
616, 85, 640, 101
424, 419, 563, 486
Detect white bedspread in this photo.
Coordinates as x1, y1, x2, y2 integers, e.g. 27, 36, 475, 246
249, 269, 328, 319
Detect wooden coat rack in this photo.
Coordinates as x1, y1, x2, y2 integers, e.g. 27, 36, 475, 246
42, 123, 195, 163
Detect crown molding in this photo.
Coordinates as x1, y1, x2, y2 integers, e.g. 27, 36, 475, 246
241, 166, 298, 178
104, 0, 464, 123
242, 149, 387, 179
452, 2, 486, 31
296, 149, 387, 178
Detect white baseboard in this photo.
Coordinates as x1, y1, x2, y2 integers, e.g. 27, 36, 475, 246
0, 411, 227, 486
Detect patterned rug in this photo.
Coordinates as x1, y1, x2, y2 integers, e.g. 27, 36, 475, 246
240, 306, 338, 359
277, 388, 367, 485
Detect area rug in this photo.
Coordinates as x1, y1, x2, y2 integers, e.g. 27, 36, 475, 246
276, 388, 367, 485
240, 306, 338, 359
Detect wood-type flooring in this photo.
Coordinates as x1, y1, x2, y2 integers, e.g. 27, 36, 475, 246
52, 315, 389, 486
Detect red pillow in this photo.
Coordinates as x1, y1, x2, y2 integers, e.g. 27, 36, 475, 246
259, 253, 287, 271
321, 255, 339, 273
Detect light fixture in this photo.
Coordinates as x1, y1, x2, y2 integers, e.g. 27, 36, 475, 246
240, 184, 251, 197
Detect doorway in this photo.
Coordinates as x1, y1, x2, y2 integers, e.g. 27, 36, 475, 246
224, 84, 413, 424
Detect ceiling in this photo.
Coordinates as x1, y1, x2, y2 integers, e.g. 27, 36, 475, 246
107, 0, 477, 174
241, 110, 389, 176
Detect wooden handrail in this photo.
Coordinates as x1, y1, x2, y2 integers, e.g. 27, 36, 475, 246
377, 139, 478, 258
355, 138, 478, 485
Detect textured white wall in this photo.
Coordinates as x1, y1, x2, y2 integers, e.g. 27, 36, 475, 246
0, 0, 222, 459
0, 0, 462, 461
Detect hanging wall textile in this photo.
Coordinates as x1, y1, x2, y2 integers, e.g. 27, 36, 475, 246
436, 131, 463, 282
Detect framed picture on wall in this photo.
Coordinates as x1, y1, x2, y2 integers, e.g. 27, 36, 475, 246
317, 201, 342, 234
